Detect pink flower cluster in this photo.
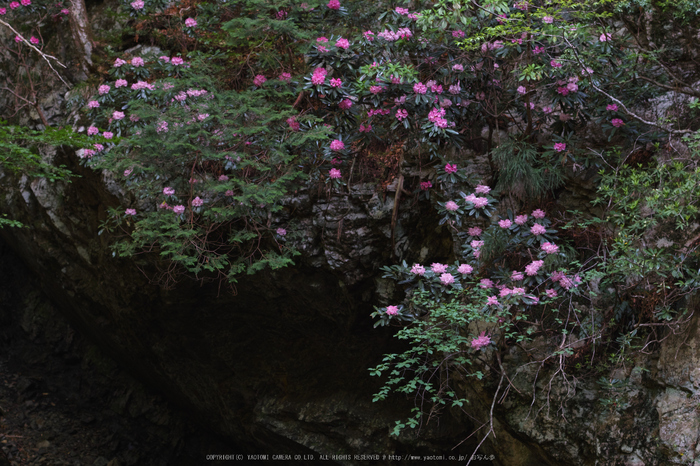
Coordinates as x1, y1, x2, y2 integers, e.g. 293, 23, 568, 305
363, 31, 374, 41
530, 224, 546, 235
607, 103, 618, 111
338, 99, 353, 110
279, 72, 292, 82
431, 263, 447, 274
335, 38, 350, 49
330, 139, 345, 151
445, 200, 459, 211
611, 118, 624, 127
444, 163, 457, 174
499, 219, 512, 228
287, 117, 300, 131
464, 193, 489, 209
253, 75, 266, 87
327, 0, 340, 9
411, 264, 426, 275
428, 107, 448, 128
420, 181, 432, 190
378, 28, 412, 41
115, 79, 127, 88
329, 168, 342, 179
396, 109, 408, 121
413, 83, 427, 94
386, 305, 399, 315
130, 0, 143, 9
440, 273, 455, 285
468, 227, 482, 236
541, 242, 559, 254
311, 67, 327, 85
458, 264, 473, 274
554, 143, 566, 152
367, 109, 390, 117
525, 260, 544, 276
471, 332, 491, 350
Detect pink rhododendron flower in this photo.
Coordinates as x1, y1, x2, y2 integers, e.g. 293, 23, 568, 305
87, 126, 99, 136
395, 7, 409, 14
330, 78, 342, 88
515, 214, 528, 225
125, 209, 136, 216
363, 30, 375, 41
512, 271, 524, 281
532, 209, 545, 218
185, 17, 197, 27
440, 273, 455, 285
567, 82, 579, 93
163, 187, 175, 196
480, 278, 494, 289
475, 185, 491, 194
458, 264, 473, 275
599, 33, 612, 42
20, 0, 30, 5
431, 263, 448, 274
546, 289, 558, 298
550, 60, 562, 68
471, 332, 491, 350
131, 57, 144, 67
470, 240, 484, 249
386, 305, 399, 315
130, 0, 144, 9
276, 228, 286, 236
444, 163, 457, 174
330, 139, 345, 151
191, 197, 204, 207
0, 7, 5, 14
396, 109, 408, 121
499, 219, 512, 228
9, 2, 19, 9
413, 82, 427, 94
468, 227, 482, 236
543, 16, 553, 23
98, 84, 110, 95
452, 64, 464, 72
420, 181, 432, 190
87, 100, 100, 108
607, 103, 618, 111
338, 99, 353, 110
115, 79, 127, 88
517, 85, 527, 95
327, 0, 340, 9
612, 118, 624, 127
173, 205, 185, 214
218, 175, 229, 181
124, 169, 132, 177
171, 57, 184, 65
445, 200, 459, 211
452, 30, 465, 38
329, 168, 342, 179
533, 46, 545, 54
525, 260, 544, 276
448, 83, 461, 95
311, 67, 327, 85
511, 287, 525, 295
554, 143, 566, 152
30, 36, 39, 45
156, 121, 168, 133
411, 264, 426, 275
335, 38, 350, 49
112, 111, 125, 120
253, 75, 266, 87
473, 197, 489, 208
287, 117, 300, 131
225, 190, 234, 196
542, 242, 559, 254
102, 132, 113, 139
487, 296, 499, 306
369, 85, 383, 94
279, 72, 292, 82
530, 224, 546, 235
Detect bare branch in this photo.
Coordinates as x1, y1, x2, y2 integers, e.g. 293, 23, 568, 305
563, 36, 694, 135
0, 18, 69, 86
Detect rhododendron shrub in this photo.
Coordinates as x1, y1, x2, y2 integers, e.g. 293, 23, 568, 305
90, 58, 328, 282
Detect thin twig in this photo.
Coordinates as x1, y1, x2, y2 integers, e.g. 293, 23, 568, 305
0, 19, 68, 86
